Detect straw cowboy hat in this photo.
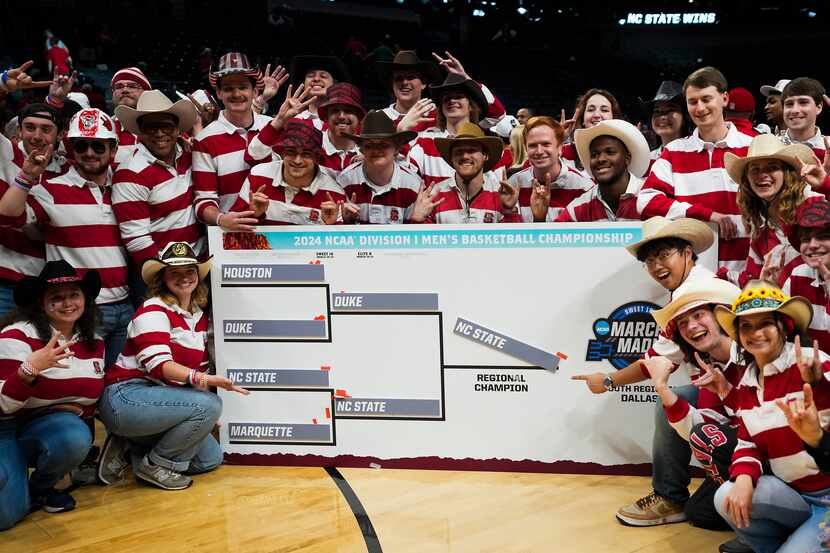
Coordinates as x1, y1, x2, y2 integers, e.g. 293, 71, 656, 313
574, 119, 651, 178
14, 260, 101, 307
115, 90, 198, 135
435, 122, 504, 173
724, 133, 816, 185
342, 110, 416, 146
714, 279, 812, 341
141, 242, 213, 285
651, 277, 741, 335
376, 50, 442, 85
625, 216, 715, 258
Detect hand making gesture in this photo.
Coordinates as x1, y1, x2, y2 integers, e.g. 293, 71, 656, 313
432, 51, 471, 80
271, 84, 315, 129
3, 60, 53, 92
409, 183, 444, 222
776, 383, 823, 448
499, 180, 519, 211
320, 192, 340, 225
794, 335, 824, 385
19, 331, 77, 384
249, 185, 270, 218
340, 193, 360, 224
693, 352, 731, 398
530, 172, 553, 221
398, 98, 436, 132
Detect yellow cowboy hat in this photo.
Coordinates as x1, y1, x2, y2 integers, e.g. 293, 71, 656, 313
714, 279, 812, 341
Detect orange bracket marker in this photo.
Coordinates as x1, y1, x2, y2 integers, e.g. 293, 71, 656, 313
314, 315, 326, 321
320, 365, 331, 372
334, 389, 351, 398
556, 352, 569, 360
325, 407, 331, 419
312, 418, 318, 425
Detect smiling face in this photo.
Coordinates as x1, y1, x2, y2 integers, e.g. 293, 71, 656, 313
588, 136, 629, 185
281, 146, 317, 186
685, 85, 727, 130
325, 106, 360, 138
641, 241, 694, 291
304, 69, 334, 98
746, 158, 785, 201
738, 312, 784, 363
764, 94, 783, 125
392, 71, 425, 103
20, 114, 59, 154
783, 95, 822, 134
582, 94, 613, 127
70, 139, 114, 177
675, 306, 723, 354
651, 101, 684, 141
42, 283, 85, 329
441, 92, 471, 122
525, 125, 561, 173
217, 75, 254, 115
799, 226, 830, 270
360, 139, 396, 171
451, 142, 486, 180
163, 265, 199, 301
139, 113, 180, 161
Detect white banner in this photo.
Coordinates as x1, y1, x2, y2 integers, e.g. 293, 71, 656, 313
209, 223, 717, 473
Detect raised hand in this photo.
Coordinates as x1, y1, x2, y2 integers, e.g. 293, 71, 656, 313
26, 331, 76, 375
432, 51, 470, 80
341, 193, 360, 224
559, 108, 577, 135
711, 212, 738, 241
530, 172, 552, 222
48, 69, 77, 101
409, 183, 444, 222
398, 98, 436, 132
3, 60, 53, 92
259, 64, 289, 102
499, 180, 519, 211
760, 247, 787, 286
693, 352, 731, 397
320, 192, 340, 225
797, 153, 829, 190
776, 383, 823, 448
22, 144, 53, 181
219, 210, 259, 232
794, 335, 824, 385
249, 185, 270, 218
642, 356, 673, 387
272, 84, 315, 128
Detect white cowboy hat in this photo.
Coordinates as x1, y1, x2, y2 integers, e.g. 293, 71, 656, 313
651, 277, 741, 333
714, 279, 812, 342
625, 216, 715, 258
724, 133, 816, 186
114, 89, 198, 135
574, 119, 651, 178
140, 242, 213, 285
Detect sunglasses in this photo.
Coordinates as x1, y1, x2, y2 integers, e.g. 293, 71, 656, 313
71, 140, 108, 155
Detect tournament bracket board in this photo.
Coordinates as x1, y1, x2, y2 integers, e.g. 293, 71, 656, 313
208, 223, 718, 474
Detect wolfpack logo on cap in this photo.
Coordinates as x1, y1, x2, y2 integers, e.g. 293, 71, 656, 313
78, 110, 99, 137
586, 301, 661, 369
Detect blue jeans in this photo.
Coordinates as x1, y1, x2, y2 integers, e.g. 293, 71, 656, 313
714, 475, 830, 553
99, 379, 223, 473
0, 285, 15, 318
97, 301, 134, 368
652, 384, 699, 504
0, 412, 92, 530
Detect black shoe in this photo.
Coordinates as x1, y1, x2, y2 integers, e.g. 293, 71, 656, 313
719, 537, 753, 553
30, 488, 76, 513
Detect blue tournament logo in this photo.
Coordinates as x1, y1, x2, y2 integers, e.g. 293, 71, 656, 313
586, 301, 661, 369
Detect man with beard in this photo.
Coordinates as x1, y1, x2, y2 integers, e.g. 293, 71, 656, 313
112, 90, 204, 272
336, 110, 420, 224
760, 79, 789, 135
231, 120, 345, 225
555, 120, 649, 222
409, 122, 517, 224
507, 116, 591, 222
108, 67, 152, 167
0, 108, 132, 367
313, 83, 364, 176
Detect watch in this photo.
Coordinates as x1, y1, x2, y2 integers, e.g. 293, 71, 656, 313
602, 374, 615, 390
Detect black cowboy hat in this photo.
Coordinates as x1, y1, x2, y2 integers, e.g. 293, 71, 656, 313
342, 110, 417, 145
14, 260, 101, 307
376, 50, 443, 86
638, 80, 684, 118
428, 73, 488, 115
289, 55, 350, 87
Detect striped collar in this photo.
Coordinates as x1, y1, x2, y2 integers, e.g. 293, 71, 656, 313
782, 127, 824, 149
50, 165, 112, 188
688, 122, 744, 152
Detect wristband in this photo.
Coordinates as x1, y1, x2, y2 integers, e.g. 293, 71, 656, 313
12, 177, 33, 191
46, 94, 65, 108
16, 170, 37, 186
20, 360, 36, 377
0, 70, 9, 86
186, 369, 196, 386
216, 212, 225, 228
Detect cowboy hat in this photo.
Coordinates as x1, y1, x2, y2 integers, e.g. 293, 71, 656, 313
140, 242, 213, 285
625, 216, 715, 258
14, 260, 101, 307
317, 83, 366, 121
428, 73, 488, 115
209, 52, 264, 90
435, 122, 504, 174
289, 55, 350, 87
342, 110, 416, 145
376, 50, 442, 86
574, 119, 650, 178
714, 279, 812, 341
724, 134, 815, 186
651, 277, 741, 334
786, 199, 830, 250
638, 80, 683, 117
115, 90, 198, 135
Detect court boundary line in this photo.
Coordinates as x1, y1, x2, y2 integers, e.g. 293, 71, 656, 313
325, 467, 383, 553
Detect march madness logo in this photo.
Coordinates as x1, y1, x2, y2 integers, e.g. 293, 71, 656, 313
586, 301, 661, 369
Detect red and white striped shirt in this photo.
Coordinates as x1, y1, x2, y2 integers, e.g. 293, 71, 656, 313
192, 111, 272, 220
106, 297, 209, 386
337, 160, 422, 224
294, 110, 325, 132
0, 166, 129, 304
508, 162, 592, 222
0, 322, 104, 418
555, 174, 643, 222
113, 119, 139, 169
112, 143, 204, 267
320, 131, 360, 177
381, 82, 507, 132
782, 262, 830, 354
780, 128, 826, 161
421, 174, 517, 224
232, 159, 345, 225
407, 127, 510, 188
636, 123, 753, 277
559, 142, 579, 169
726, 342, 830, 492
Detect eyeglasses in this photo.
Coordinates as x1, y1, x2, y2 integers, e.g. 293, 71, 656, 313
71, 140, 108, 154
112, 82, 142, 92
643, 248, 679, 268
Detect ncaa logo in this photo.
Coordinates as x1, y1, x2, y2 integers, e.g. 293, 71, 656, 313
586, 301, 661, 369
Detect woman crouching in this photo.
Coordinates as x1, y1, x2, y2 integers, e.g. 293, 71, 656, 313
98, 242, 248, 490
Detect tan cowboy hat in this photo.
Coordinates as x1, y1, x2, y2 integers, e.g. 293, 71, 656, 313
724, 134, 816, 185
115, 89, 198, 135
625, 216, 715, 258
140, 242, 213, 285
574, 119, 651, 178
651, 277, 741, 333
435, 122, 504, 173
714, 279, 812, 341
